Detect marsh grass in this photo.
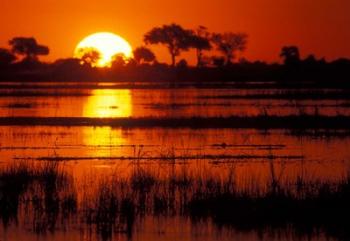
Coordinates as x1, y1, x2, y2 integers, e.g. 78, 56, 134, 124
0, 161, 77, 231
79, 164, 350, 237
1, 161, 350, 240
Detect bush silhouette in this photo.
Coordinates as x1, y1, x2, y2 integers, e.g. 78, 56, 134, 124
133, 46, 156, 65
0, 48, 16, 67
77, 48, 101, 67
280, 46, 300, 66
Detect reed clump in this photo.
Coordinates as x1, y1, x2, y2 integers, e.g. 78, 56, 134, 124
0, 161, 77, 231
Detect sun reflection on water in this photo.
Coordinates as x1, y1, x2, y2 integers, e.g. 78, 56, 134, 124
83, 89, 132, 118
82, 89, 132, 157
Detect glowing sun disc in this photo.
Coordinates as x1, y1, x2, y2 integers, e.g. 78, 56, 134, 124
74, 32, 132, 67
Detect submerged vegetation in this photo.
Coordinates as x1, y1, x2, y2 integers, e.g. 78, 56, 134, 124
1, 161, 350, 240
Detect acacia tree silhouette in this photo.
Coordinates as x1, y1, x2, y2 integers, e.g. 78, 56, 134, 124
191, 26, 211, 67
9, 37, 49, 62
144, 24, 194, 67
212, 32, 248, 65
0, 48, 16, 67
280, 46, 300, 66
133, 46, 156, 65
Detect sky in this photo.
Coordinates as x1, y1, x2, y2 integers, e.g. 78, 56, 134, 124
1, 0, 350, 64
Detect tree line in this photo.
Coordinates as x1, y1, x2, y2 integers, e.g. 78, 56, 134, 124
137, 24, 248, 67
0, 23, 249, 68
0, 23, 349, 82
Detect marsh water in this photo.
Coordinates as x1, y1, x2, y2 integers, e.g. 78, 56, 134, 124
1, 81, 350, 241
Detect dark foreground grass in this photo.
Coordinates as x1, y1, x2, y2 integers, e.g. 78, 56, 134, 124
0, 161, 76, 230
1, 162, 350, 240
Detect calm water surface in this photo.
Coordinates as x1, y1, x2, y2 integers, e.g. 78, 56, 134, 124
0, 81, 349, 241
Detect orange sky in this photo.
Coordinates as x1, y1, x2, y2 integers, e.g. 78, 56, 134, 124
1, 0, 350, 64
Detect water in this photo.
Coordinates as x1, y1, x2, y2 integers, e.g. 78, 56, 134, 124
1, 82, 350, 118
0, 81, 349, 241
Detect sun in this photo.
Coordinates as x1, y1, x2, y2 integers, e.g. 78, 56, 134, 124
74, 32, 132, 67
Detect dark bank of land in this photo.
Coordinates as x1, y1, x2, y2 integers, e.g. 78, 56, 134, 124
1, 115, 350, 129
1, 59, 350, 87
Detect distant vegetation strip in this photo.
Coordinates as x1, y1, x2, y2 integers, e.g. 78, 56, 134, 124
2, 90, 350, 100
199, 91, 350, 100
20, 154, 303, 161
1, 116, 350, 129
2, 82, 350, 90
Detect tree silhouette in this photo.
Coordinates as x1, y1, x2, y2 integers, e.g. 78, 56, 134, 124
79, 49, 100, 67
144, 23, 194, 67
9, 37, 49, 62
133, 46, 156, 65
177, 59, 188, 68
0, 48, 16, 66
280, 46, 300, 65
212, 56, 225, 68
191, 26, 212, 67
212, 32, 248, 65
111, 53, 126, 68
